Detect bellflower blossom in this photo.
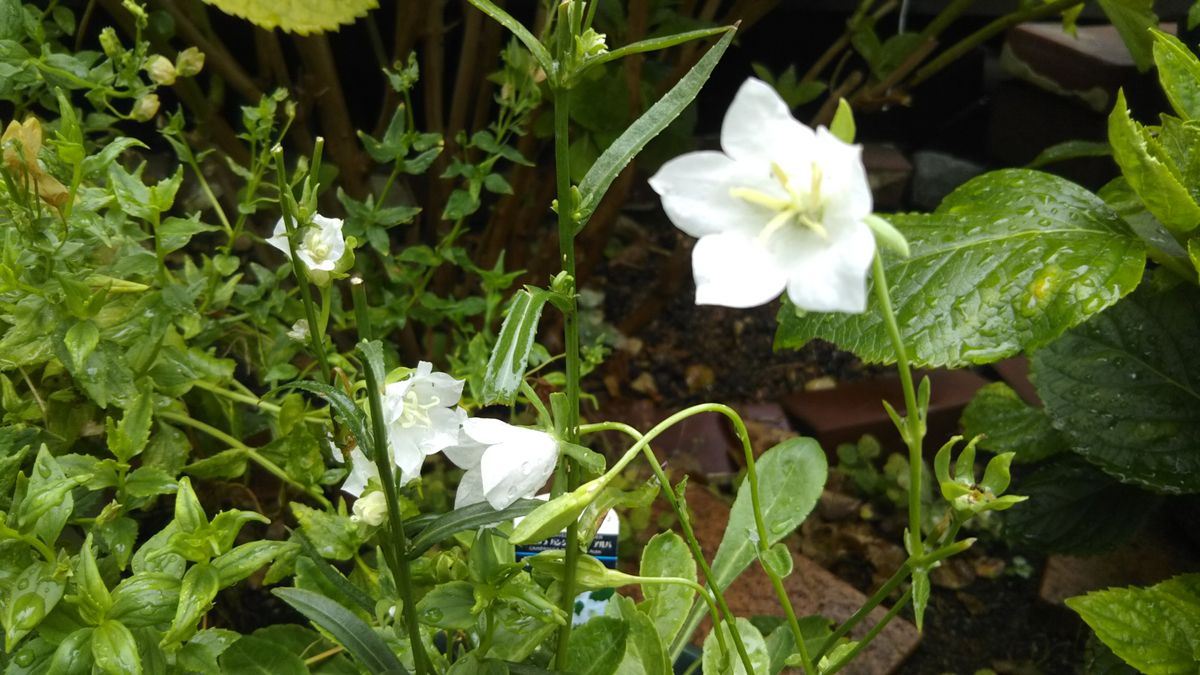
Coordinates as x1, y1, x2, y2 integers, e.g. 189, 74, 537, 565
444, 418, 559, 511
266, 213, 346, 272
648, 77, 875, 313
382, 361, 466, 485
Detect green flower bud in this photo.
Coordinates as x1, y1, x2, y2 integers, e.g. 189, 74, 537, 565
175, 47, 205, 78
99, 27, 122, 59
131, 94, 159, 122
145, 55, 176, 85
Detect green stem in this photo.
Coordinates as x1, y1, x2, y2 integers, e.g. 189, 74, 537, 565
822, 594, 911, 675
0, 521, 57, 562
351, 279, 430, 675
871, 252, 924, 559
272, 149, 333, 385
578, 420, 755, 674
910, 0, 1083, 86
157, 410, 331, 508
190, 380, 327, 423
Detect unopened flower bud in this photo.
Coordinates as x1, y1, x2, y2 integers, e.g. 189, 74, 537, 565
351, 491, 387, 527
175, 47, 205, 78
576, 29, 608, 58
99, 27, 122, 59
131, 94, 159, 122
145, 55, 176, 85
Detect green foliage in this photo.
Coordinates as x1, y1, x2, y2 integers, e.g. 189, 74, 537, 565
1068, 574, 1200, 674
960, 382, 1068, 464
638, 532, 696, 648
198, 0, 378, 34
776, 170, 1146, 367
702, 618, 769, 675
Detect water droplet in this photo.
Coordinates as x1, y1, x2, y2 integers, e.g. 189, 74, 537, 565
423, 608, 443, 622
14, 650, 35, 667
770, 522, 789, 534
15, 578, 30, 591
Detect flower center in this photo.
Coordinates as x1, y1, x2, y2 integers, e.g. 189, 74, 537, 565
392, 389, 441, 429
303, 228, 332, 261
729, 161, 827, 243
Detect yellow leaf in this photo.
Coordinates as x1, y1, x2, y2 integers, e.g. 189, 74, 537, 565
200, 0, 378, 34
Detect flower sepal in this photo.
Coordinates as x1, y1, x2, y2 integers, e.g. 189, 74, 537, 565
933, 435, 1027, 517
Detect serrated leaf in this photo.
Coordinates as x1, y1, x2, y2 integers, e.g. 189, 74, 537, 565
481, 289, 548, 405
106, 386, 153, 462
575, 27, 736, 231
777, 169, 1146, 367
1067, 573, 1200, 674
1152, 30, 1200, 120
1109, 90, 1200, 233
272, 588, 406, 674
566, 616, 628, 675
960, 382, 1068, 463
638, 532, 696, 648
1005, 458, 1158, 554
1032, 284, 1200, 493
199, 0, 377, 34
702, 617, 769, 675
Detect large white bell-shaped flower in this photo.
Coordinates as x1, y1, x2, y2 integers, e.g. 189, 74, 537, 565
445, 418, 559, 511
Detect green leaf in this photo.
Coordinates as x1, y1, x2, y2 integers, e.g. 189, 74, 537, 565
1027, 139, 1111, 168
585, 27, 730, 70
61, 320, 99, 372
106, 386, 153, 463
183, 449, 248, 480
48, 627, 94, 675
198, 0, 377, 34
763, 616, 831, 675
161, 563, 220, 647
217, 635, 309, 674
777, 169, 1146, 367
291, 503, 360, 560
272, 380, 371, 459
960, 382, 1069, 463
124, 465, 178, 499
293, 531, 375, 614
1067, 573, 1200, 674
416, 581, 476, 630
3, 559, 67, 651
212, 540, 292, 587
272, 587, 407, 674
109, 573, 180, 627
911, 569, 930, 631
178, 629, 241, 673
829, 99, 855, 144
575, 27, 736, 230
1006, 458, 1158, 554
637, 531, 695, 648
19, 446, 79, 545
1095, 0, 1157, 71
1109, 90, 1200, 233
466, 0, 554, 83
566, 616, 628, 675
408, 498, 539, 557
606, 594, 668, 675
158, 215, 220, 255
1032, 284, 1200, 493
702, 617, 769, 675
482, 289, 549, 405
710, 438, 826, 589
1152, 30, 1200, 119
91, 620, 141, 675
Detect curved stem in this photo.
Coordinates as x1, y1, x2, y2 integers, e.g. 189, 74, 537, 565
157, 410, 330, 508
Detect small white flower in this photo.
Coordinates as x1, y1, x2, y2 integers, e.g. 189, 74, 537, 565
286, 319, 309, 342
649, 77, 875, 313
266, 213, 346, 272
445, 418, 559, 511
341, 447, 377, 497
144, 54, 176, 85
382, 361, 466, 485
351, 491, 387, 526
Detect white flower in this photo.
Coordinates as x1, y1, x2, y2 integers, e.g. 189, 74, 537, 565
648, 77, 875, 313
266, 213, 346, 272
351, 491, 387, 526
445, 418, 559, 511
342, 446, 377, 497
382, 361, 466, 485
286, 319, 309, 342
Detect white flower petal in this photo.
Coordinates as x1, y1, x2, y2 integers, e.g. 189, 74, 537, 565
721, 78, 815, 165
812, 127, 872, 223
443, 436, 486, 469
342, 448, 377, 497
419, 406, 465, 455
454, 466, 487, 509
410, 364, 464, 408
692, 232, 788, 308
782, 221, 876, 313
266, 218, 291, 258
649, 151, 774, 239
479, 434, 559, 511
462, 417, 523, 445
388, 430, 424, 485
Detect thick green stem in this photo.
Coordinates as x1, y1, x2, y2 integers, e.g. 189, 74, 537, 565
351, 279, 429, 675
157, 410, 330, 508
871, 252, 924, 558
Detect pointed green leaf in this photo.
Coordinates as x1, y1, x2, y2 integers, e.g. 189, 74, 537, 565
911, 570, 930, 631
777, 169, 1146, 367
272, 380, 371, 458
91, 620, 141, 675
1095, 0, 1157, 71
702, 617, 769, 675
585, 27, 729, 70
829, 99, 855, 143
1151, 30, 1200, 119
272, 587, 407, 674
638, 532, 696, 648
1033, 284, 1200, 493
1067, 573, 1200, 674
466, 0, 554, 82
1109, 90, 1200, 233
198, 0, 377, 34
216, 635, 309, 674
408, 498, 539, 557
482, 289, 549, 405
575, 27, 737, 231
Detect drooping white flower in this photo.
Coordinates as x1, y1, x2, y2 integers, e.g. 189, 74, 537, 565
648, 77, 875, 313
266, 213, 346, 272
382, 362, 466, 485
445, 418, 559, 511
